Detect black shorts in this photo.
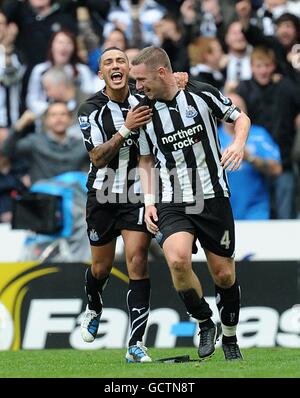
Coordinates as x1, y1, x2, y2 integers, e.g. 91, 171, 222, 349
86, 191, 148, 246
156, 197, 235, 258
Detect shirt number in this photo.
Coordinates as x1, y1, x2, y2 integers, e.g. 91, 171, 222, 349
220, 230, 231, 250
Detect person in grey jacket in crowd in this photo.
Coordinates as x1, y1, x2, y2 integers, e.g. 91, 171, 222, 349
1, 101, 89, 185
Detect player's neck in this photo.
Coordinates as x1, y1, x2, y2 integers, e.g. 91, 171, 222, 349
105, 86, 129, 103
160, 76, 179, 101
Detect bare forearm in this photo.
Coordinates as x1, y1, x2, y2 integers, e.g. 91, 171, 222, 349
89, 105, 153, 168
139, 155, 156, 201
89, 132, 125, 168
233, 112, 251, 147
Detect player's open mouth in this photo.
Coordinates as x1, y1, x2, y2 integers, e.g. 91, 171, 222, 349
111, 72, 123, 82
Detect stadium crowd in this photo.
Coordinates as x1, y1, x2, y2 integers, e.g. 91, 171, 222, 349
0, 0, 299, 223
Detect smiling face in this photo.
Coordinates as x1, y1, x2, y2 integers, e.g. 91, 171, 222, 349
130, 63, 162, 100
98, 49, 129, 92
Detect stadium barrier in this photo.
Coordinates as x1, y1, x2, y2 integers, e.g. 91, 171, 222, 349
1, 220, 300, 262
0, 260, 299, 350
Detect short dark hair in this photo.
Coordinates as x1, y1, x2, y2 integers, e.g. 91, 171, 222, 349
101, 46, 126, 56
99, 47, 128, 66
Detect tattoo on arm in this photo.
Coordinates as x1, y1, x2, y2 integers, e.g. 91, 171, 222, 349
89, 133, 125, 168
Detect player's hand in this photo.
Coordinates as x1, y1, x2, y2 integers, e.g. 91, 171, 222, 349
221, 142, 245, 171
145, 205, 159, 235
174, 72, 189, 90
125, 106, 152, 130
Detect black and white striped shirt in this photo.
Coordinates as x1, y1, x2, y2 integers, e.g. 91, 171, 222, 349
141, 80, 241, 202
77, 89, 150, 197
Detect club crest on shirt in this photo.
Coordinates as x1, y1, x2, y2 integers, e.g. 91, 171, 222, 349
89, 229, 99, 242
186, 105, 198, 118
78, 115, 90, 130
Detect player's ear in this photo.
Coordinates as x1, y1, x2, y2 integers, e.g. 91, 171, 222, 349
98, 70, 104, 80
157, 66, 166, 78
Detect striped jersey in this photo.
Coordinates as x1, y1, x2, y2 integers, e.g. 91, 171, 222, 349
140, 80, 241, 202
77, 88, 150, 200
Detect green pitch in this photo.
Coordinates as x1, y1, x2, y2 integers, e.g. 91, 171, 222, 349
0, 347, 300, 378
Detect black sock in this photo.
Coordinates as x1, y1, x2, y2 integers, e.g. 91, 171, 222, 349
215, 279, 241, 342
85, 267, 109, 314
178, 289, 213, 323
127, 278, 151, 347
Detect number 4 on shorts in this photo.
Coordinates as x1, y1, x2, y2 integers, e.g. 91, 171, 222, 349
220, 230, 230, 249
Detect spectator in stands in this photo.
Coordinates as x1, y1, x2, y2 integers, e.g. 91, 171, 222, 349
47, 4, 111, 74
236, 1, 300, 80
88, 28, 128, 75
223, 21, 252, 91
188, 36, 225, 91
1, 101, 89, 185
61, 1, 111, 44
247, 0, 300, 36
102, 0, 166, 47
154, 14, 190, 72
180, 0, 229, 48
41, 67, 90, 137
219, 93, 282, 220
236, 46, 300, 218
2, 0, 79, 111
3, 0, 78, 67
26, 29, 101, 117
0, 11, 24, 130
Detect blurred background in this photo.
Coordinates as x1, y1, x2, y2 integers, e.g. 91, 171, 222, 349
0, 0, 299, 351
